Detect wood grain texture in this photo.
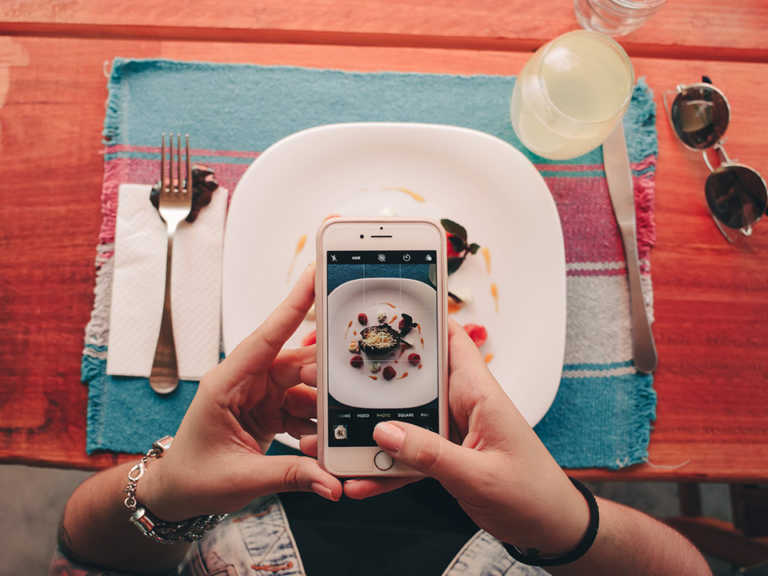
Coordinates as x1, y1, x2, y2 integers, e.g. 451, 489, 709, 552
1, 36, 767, 479
0, 1, 767, 62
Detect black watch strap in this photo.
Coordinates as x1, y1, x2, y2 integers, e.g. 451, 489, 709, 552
501, 477, 599, 567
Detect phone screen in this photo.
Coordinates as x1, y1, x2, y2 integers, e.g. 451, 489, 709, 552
326, 250, 439, 447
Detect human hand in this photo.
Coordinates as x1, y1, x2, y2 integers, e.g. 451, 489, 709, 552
343, 320, 588, 554
137, 265, 342, 521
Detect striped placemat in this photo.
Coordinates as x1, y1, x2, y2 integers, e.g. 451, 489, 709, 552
83, 59, 657, 468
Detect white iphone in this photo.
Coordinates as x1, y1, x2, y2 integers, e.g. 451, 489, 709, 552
316, 218, 449, 476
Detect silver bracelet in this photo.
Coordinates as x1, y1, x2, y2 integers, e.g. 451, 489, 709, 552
124, 436, 227, 544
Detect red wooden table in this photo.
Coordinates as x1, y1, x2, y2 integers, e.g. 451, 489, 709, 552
1, 1, 768, 564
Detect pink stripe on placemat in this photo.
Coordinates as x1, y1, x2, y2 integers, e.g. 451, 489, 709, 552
634, 173, 656, 256
536, 163, 604, 172
546, 176, 624, 263
100, 152, 656, 275
568, 265, 650, 277
545, 168, 655, 265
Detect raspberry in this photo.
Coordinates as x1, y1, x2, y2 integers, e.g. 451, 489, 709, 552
446, 232, 462, 259
463, 324, 487, 348
398, 313, 414, 336
358, 313, 368, 325
382, 366, 397, 380
408, 353, 421, 366
350, 355, 364, 368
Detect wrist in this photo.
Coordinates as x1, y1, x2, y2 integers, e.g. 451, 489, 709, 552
126, 437, 228, 545
134, 450, 189, 522
502, 477, 598, 567
545, 481, 590, 553
510, 477, 590, 554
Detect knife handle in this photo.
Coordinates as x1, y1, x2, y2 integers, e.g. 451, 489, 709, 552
620, 226, 658, 374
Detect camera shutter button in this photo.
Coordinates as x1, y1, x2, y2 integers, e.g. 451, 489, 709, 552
374, 450, 394, 471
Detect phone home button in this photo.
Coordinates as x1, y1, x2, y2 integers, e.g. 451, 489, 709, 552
373, 450, 394, 471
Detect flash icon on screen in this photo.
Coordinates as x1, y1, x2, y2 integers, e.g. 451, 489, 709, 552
377, 253, 386, 262
425, 254, 433, 262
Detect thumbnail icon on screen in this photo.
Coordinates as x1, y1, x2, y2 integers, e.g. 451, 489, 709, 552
333, 424, 348, 440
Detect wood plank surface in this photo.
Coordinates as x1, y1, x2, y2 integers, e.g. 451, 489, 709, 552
1, 36, 767, 480
0, 1, 767, 62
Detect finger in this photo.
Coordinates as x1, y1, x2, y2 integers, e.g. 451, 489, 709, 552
343, 477, 414, 500
373, 421, 479, 489
300, 363, 317, 387
283, 415, 317, 439
259, 455, 342, 501
269, 346, 317, 389
282, 385, 317, 419
447, 318, 487, 374
299, 434, 318, 457
221, 265, 316, 381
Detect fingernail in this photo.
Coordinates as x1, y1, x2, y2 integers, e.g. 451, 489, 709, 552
374, 422, 405, 452
311, 482, 334, 501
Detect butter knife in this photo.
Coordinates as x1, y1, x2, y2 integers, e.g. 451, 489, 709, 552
604, 122, 658, 373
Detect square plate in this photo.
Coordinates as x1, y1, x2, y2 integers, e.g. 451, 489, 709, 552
223, 123, 566, 448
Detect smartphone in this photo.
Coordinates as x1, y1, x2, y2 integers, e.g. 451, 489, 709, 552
316, 218, 448, 476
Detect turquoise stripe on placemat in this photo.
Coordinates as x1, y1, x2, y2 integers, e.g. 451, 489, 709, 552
83, 356, 198, 453
536, 373, 657, 469
267, 372, 657, 470
84, 59, 658, 469
103, 59, 656, 166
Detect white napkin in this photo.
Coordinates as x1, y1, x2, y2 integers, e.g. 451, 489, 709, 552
107, 183, 227, 380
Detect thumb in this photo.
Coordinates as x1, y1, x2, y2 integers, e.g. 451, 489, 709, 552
258, 455, 342, 502
373, 421, 477, 486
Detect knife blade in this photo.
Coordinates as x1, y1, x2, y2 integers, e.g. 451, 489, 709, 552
603, 122, 658, 373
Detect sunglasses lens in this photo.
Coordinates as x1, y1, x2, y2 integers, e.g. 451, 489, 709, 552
705, 165, 768, 230
671, 85, 729, 149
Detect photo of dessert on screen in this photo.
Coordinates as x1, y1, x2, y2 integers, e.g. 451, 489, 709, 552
346, 309, 424, 382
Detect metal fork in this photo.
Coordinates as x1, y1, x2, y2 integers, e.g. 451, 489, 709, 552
149, 134, 192, 394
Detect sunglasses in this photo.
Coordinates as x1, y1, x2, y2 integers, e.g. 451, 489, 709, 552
664, 77, 767, 243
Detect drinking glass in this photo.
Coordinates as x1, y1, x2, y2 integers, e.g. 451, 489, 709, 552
510, 30, 634, 161
574, 0, 667, 36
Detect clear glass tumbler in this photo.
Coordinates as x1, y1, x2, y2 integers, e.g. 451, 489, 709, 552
574, 0, 667, 36
510, 30, 635, 160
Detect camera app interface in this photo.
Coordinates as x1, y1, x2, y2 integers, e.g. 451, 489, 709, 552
326, 250, 438, 446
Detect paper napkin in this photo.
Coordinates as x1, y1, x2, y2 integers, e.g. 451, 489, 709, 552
106, 184, 227, 380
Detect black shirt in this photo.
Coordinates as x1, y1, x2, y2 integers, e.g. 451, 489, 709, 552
280, 479, 478, 576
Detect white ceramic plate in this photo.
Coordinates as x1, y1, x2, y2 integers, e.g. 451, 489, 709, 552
328, 278, 437, 409
223, 123, 566, 449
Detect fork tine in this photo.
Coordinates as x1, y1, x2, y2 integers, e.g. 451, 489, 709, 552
161, 133, 166, 192
169, 133, 174, 193
185, 134, 191, 194
177, 134, 182, 195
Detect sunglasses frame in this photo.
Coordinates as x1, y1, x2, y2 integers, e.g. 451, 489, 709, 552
663, 81, 767, 243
